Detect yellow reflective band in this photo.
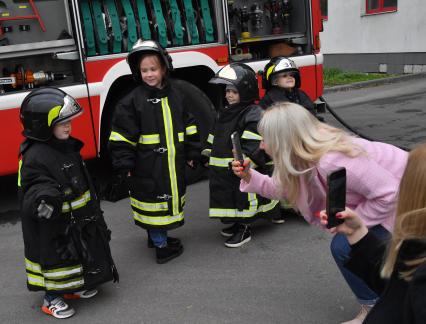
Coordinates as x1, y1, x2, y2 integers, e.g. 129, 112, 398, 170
266, 161, 274, 166
27, 273, 45, 287
161, 98, 180, 215
25, 258, 82, 278
266, 65, 276, 81
131, 197, 168, 212
47, 105, 61, 126
185, 125, 198, 135
17, 159, 22, 187
209, 200, 279, 218
201, 148, 211, 157
133, 210, 184, 225
207, 134, 214, 144
62, 191, 91, 212
209, 156, 233, 167
181, 195, 186, 205
139, 134, 160, 144
241, 130, 262, 140
178, 132, 184, 142
25, 258, 42, 274
248, 192, 258, 211
43, 265, 83, 279
109, 131, 137, 146
25, 258, 85, 290
44, 278, 84, 290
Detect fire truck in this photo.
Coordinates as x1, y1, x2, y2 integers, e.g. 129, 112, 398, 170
0, 0, 323, 176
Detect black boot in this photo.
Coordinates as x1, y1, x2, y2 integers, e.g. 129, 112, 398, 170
156, 245, 184, 264
147, 236, 182, 248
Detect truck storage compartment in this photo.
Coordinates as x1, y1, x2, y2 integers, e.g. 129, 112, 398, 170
227, 0, 312, 61
77, 0, 219, 56
0, 0, 82, 94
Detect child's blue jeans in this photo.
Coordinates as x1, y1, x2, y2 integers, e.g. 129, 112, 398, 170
148, 229, 168, 248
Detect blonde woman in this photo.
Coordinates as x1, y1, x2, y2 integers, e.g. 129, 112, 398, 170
320, 143, 426, 324
232, 102, 408, 324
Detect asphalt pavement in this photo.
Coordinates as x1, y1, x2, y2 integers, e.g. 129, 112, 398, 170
1, 179, 355, 324
1, 73, 425, 323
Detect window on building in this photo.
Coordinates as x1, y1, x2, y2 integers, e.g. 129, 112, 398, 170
320, 0, 328, 20
366, 0, 397, 14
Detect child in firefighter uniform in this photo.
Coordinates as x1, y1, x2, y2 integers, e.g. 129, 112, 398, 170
259, 56, 316, 114
108, 40, 200, 263
204, 63, 280, 247
18, 87, 118, 319
259, 56, 317, 224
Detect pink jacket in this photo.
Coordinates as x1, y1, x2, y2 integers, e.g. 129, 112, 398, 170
240, 138, 408, 232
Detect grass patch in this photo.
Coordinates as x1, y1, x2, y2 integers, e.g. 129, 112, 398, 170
324, 68, 395, 87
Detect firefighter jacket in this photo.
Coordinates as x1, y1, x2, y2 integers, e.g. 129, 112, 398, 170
259, 86, 315, 115
18, 137, 117, 294
108, 79, 200, 230
203, 102, 280, 223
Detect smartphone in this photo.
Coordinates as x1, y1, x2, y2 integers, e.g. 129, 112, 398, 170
231, 131, 244, 167
326, 167, 346, 229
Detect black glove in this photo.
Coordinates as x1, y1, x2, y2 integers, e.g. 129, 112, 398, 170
104, 170, 131, 202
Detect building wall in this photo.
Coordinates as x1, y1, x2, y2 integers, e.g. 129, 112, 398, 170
321, 0, 426, 73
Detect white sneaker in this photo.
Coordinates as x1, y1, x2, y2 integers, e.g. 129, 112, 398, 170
341, 304, 373, 324
42, 297, 75, 319
63, 289, 98, 300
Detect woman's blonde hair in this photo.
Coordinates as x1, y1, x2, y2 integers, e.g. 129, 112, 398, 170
381, 143, 426, 280
258, 102, 360, 204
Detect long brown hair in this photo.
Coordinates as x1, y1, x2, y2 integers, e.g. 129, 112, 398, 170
381, 143, 426, 280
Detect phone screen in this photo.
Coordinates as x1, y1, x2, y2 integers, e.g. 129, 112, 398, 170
326, 167, 346, 229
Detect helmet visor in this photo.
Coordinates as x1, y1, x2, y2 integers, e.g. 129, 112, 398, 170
55, 95, 83, 125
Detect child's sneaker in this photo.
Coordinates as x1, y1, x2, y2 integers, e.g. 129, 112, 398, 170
270, 214, 286, 224
220, 223, 239, 237
41, 297, 75, 319
224, 224, 251, 248
63, 289, 98, 300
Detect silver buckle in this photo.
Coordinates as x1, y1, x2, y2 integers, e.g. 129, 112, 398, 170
156, 194, 172, 200
154, 147, 168, 153
147, 98, 161, 104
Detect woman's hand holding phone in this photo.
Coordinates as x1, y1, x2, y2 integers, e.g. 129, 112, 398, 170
231, 159, 251, 183
319, 208, 369, 245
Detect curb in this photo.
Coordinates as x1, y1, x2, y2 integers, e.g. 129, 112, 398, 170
324, 72, 426, 94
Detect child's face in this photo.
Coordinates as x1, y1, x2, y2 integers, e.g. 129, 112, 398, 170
259, 139, 271, 156
53, 121, 72, 140
139, 55, 165, 89
225, 89, 240, 105
275, 72, 296, 90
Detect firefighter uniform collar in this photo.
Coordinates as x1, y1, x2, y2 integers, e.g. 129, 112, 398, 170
141, 79, 170, 98
46, 136, 84, 153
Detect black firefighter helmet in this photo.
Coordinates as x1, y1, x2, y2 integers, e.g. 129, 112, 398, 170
127, 39, 174, 83
20, 87, 83, 141
262, 56, 301, 90
209, 63, 259, 103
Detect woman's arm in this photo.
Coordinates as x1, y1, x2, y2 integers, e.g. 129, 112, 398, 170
326, 153, 401, 227
232, 162, 283, 200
